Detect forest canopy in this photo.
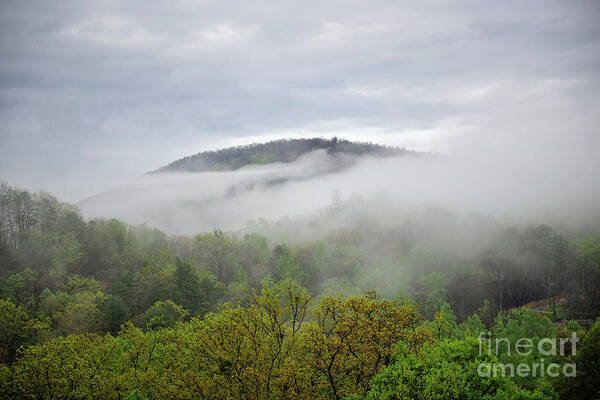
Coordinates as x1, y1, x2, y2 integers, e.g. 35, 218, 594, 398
0, 181, 599, 399
151, 138, 411, 173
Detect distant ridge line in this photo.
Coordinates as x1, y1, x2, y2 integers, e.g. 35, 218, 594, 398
151, 137, 413, 173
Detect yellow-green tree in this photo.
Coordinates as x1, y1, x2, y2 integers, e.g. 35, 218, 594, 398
165, 278, 311, 399
293, 291, 431, 399
0, 298, 49, 363
9, 333, 125, 399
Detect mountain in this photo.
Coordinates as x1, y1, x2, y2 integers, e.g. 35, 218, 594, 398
151, 137, 411, 173
79, 138, 418, 233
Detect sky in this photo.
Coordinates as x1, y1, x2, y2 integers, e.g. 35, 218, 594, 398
1, 0, 599, 201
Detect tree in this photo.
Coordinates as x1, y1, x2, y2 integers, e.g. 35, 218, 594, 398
51, 232, 85, 277
357, 337, 558, 400
142, 300, 188, 330
171, 257, 223, 317
174, 257, 204, 315
55, 291, 108, 335
166, 279, 311, 400
447, 265, 488, 319
101, 295, 130, 334
478, 299, 496, 329
194, 230, 236, 283
0, 268, 38, 309
457, 313, 485, 338
554, 321, 600, 399
493, 308, 556, 389
520, 225, 574, 315
296, 291, 431, 399
0, 299, 49, 363
431, 302, 457, 339
570, 234, 600, 317
270, 244, 305, 282
128, 253, 177, 315
9, 333, 124, 400
413, 272, 449, 319
236, 232, 270, 284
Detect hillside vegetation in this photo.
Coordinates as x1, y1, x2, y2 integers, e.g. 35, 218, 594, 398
152, 137, 411, 173
1, 182, 599, 399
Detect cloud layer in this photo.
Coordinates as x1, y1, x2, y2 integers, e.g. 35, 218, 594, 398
0, 0, 599, 201
78, 149, 600, 235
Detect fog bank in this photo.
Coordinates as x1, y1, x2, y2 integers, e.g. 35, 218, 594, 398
78, 145, 600, 235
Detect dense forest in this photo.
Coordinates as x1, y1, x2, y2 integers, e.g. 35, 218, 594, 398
152, 138, 412, 173
1, 181, 599, 399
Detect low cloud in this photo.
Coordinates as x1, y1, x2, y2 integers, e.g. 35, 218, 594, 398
1, 1, 599, 202
79, 140, 600, 235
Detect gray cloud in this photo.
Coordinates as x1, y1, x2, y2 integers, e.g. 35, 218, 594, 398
0, 0, 599, 201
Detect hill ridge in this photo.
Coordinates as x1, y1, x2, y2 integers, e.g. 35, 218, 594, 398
151, 137, 412, 173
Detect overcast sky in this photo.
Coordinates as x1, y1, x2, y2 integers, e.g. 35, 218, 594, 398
1, 0, 599, 201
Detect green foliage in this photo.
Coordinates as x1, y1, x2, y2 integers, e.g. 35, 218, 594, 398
1, 183, 600, 399
8, 333, 123, 400
0, 298, 49, 363
101, 294, 130, 334
225, 281, 255, 306
154, 138, 406, 173
355, 258, 410, 300
194, 229, 236, 283
61, 274, 103, 294
249, 152, 275, 164
125, 389, 149, 400
52, 232, 85, 277
554, 320, 600, 399
271, 244, 305, 282
413, 271, 449, 319
566, 320, 583, 332
129, 252, 177, 315
360, 337, 558, 400
174, 258, 206, 316
493, 308, 556, 342
492, 308, 557, 389
318, 276, 361, 298
142, 300, 188, 330
431, 302, 458, 339
57, 291, 108, 335
0, 268, 38, 309
458, 314, 486, 338
478, 299, 496, 329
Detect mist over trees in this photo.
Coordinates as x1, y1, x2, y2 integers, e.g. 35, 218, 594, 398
1, 181, 599, 399
1, 0, 599, 394
78, 136, 600, 238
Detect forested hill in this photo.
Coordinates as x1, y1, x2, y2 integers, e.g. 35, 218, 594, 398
2, 181, 600, 399
152, 137, 411, 173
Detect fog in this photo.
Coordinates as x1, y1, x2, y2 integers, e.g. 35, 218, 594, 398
77, 73, 600, 236
78, 143, 600, 236
3, 3, 600, 395
2, 1, 599, 203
